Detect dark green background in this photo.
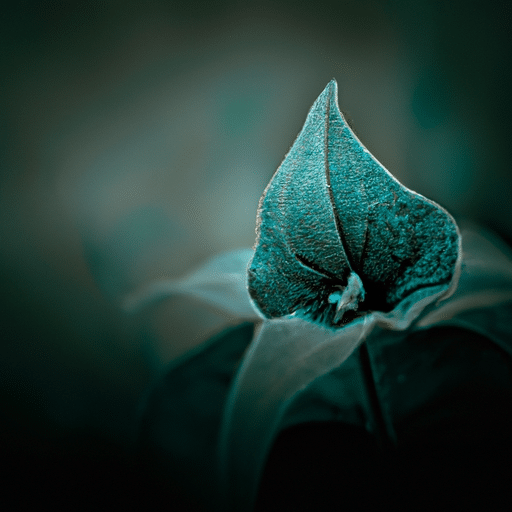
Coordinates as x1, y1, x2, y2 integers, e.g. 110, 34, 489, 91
1, 0, 511, 507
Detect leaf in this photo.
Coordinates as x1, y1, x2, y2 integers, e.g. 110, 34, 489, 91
248, 80, 461, 327
122, 248, 261, 319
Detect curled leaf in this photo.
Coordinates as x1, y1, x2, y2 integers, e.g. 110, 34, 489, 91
122, 248, 260, 319
248, 80, 460, 327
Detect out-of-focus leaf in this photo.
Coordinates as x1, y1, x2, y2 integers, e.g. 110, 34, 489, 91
123, 248, 260, 319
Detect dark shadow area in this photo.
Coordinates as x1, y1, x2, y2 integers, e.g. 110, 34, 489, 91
256, 421, 512, 511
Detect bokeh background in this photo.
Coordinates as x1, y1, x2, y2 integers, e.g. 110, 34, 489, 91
1, 0, 511, 506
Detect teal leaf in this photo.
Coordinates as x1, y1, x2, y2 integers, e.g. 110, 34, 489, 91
248, 80, 461, 327
123, 248, 260, 319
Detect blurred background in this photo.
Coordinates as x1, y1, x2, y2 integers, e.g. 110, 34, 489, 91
1, 0, 511, 507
